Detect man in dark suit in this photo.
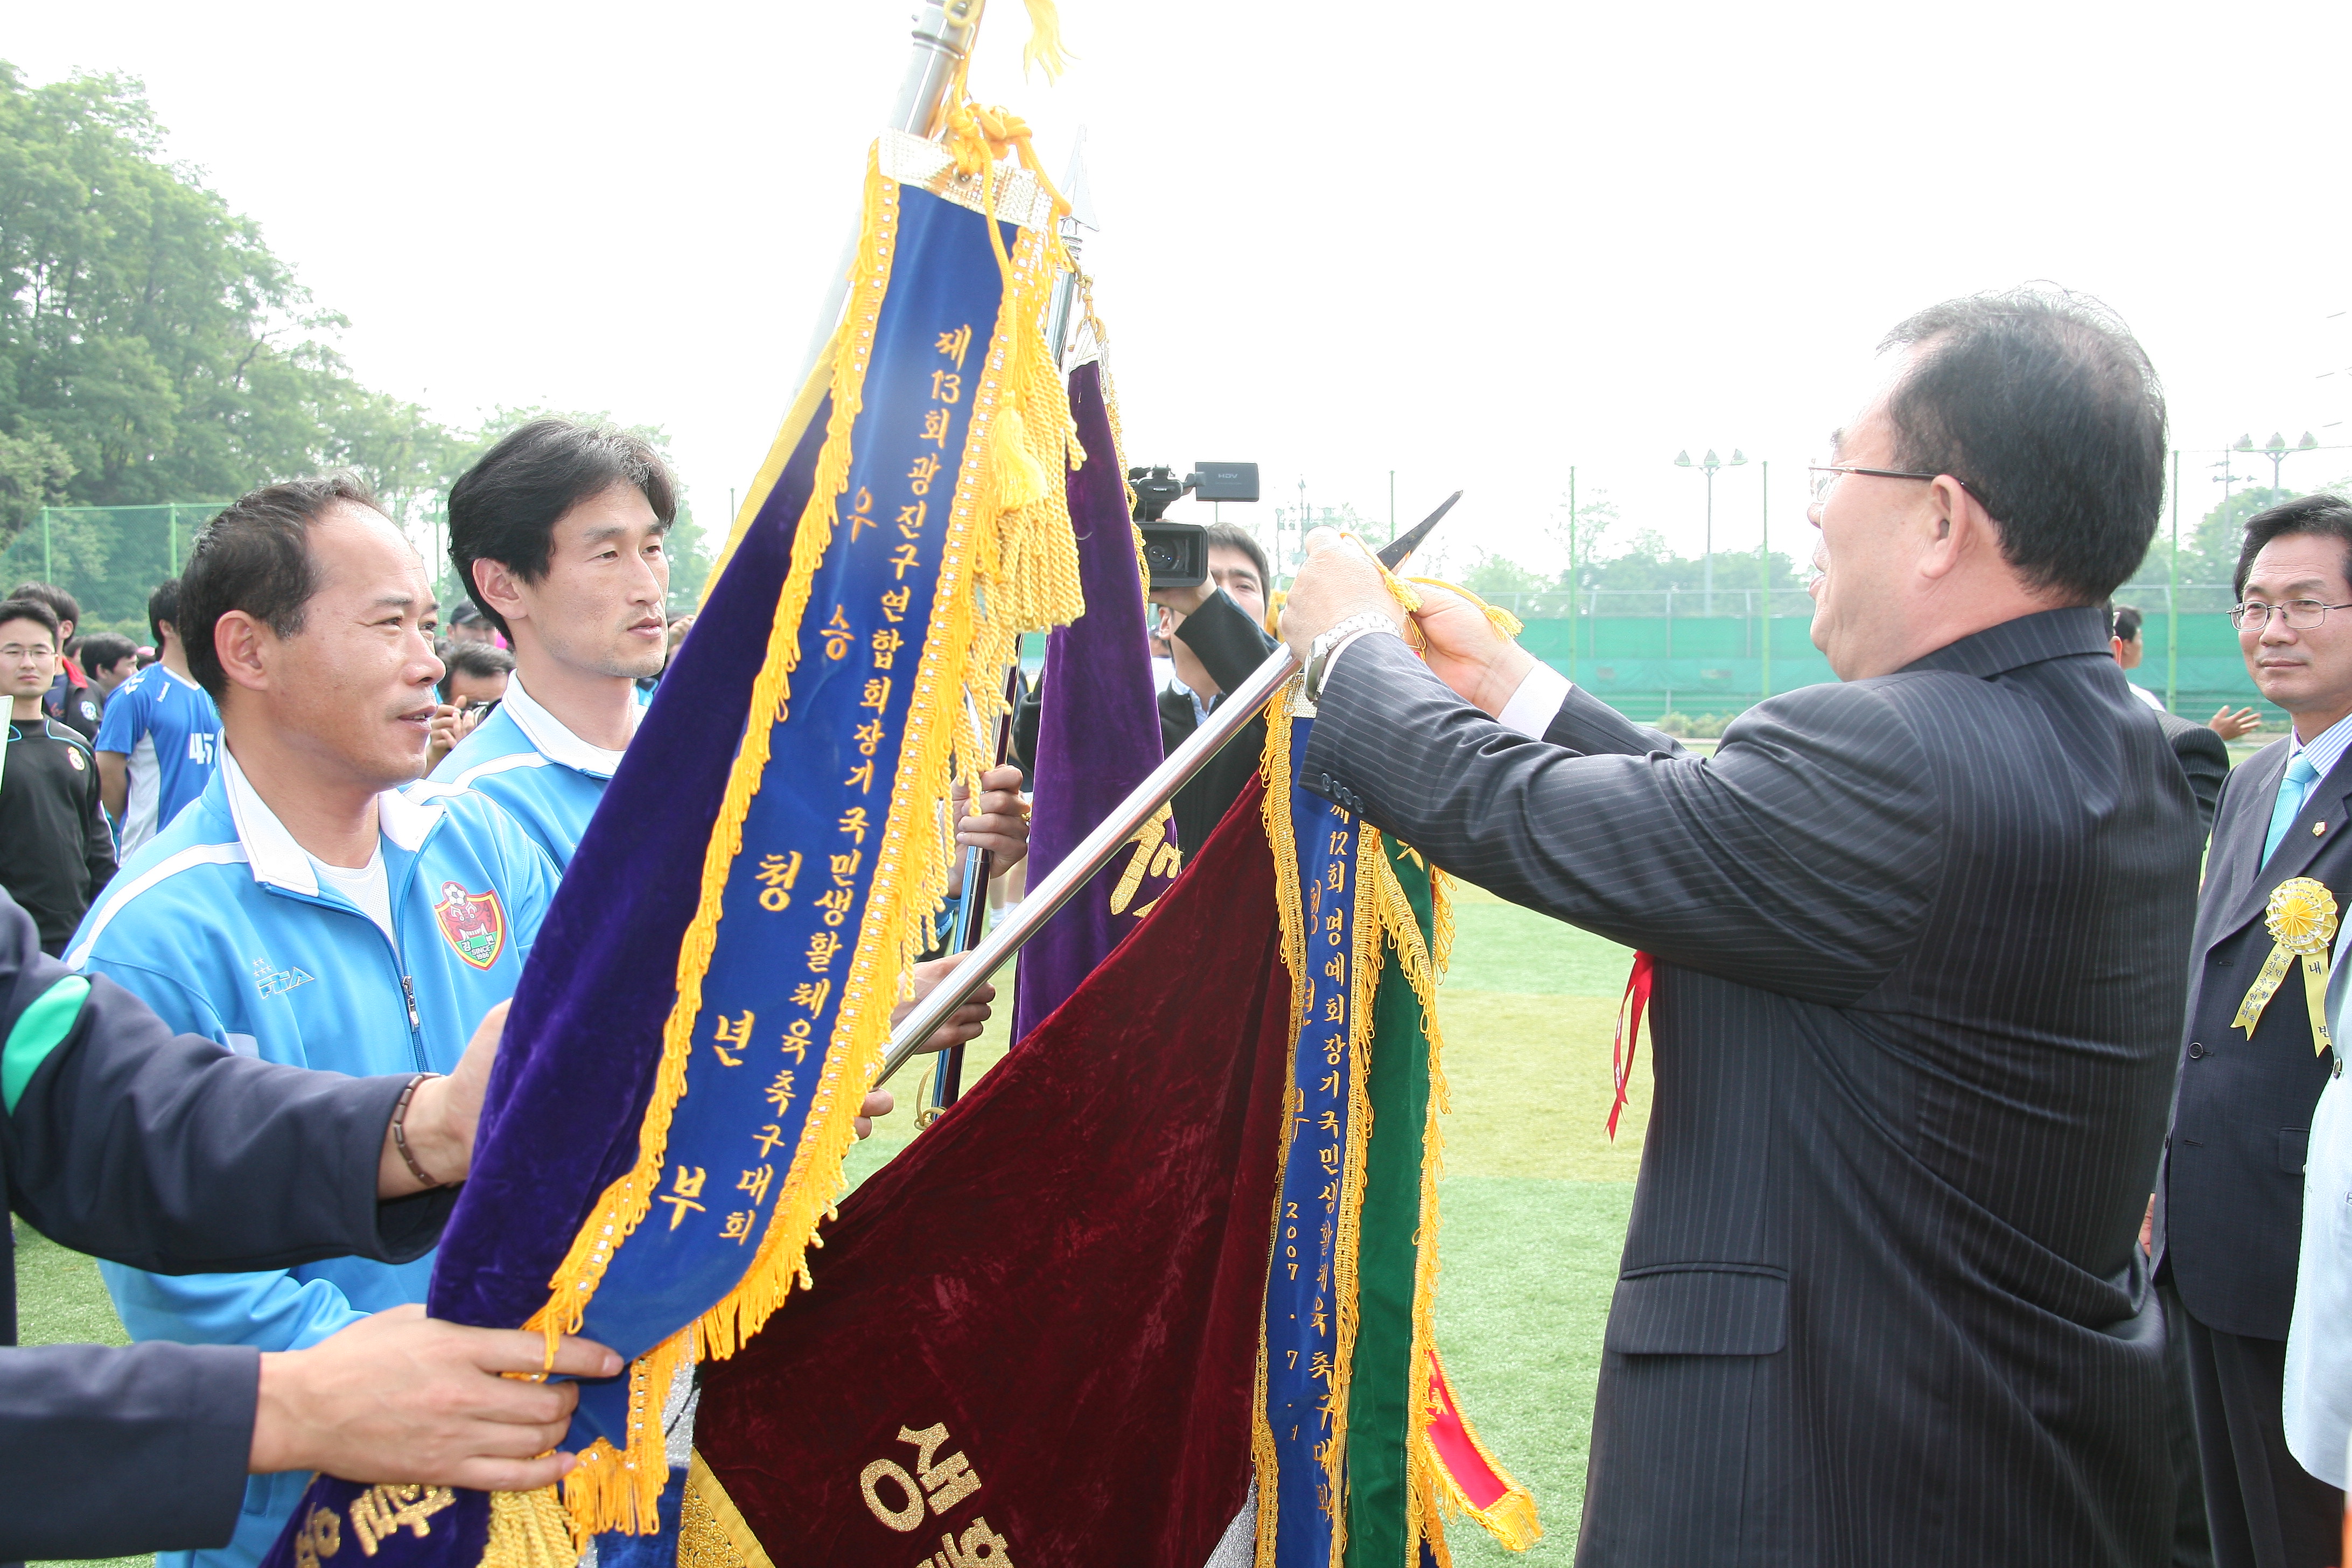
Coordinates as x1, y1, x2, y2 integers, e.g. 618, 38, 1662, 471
2157, 493, 2352, 1568
1278, 289, 2195, 1565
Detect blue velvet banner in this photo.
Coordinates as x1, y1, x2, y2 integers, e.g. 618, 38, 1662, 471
255, 170, 1037, 1568
1261, 713, 1363, 1565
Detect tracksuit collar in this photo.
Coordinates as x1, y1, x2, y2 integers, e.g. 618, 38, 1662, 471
500, 673, 633, 780
218, 745, 442, 897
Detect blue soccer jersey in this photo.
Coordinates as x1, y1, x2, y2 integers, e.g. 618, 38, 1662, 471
93, 664, 221, 855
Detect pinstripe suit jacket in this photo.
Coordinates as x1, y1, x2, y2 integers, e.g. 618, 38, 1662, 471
1302, 606, 2200, 1567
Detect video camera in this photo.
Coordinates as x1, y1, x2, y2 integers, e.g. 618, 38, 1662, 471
1131, 462, 1260, 587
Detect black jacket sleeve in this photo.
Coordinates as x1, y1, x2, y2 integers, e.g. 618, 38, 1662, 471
0, 1341, 260, 1558
77, 733, 114, 902
1172, 589, 1278, 696
2159, 713, 2229, 844
0, 889, 461, 1558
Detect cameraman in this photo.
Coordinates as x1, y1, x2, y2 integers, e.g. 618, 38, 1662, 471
1152, 522, 1278, 853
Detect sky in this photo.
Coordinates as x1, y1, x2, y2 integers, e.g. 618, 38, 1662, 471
12, 0, 2352, 585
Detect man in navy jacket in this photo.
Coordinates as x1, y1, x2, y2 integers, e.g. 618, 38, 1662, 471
0, 886, 618, 1562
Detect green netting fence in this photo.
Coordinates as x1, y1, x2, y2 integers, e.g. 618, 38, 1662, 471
1, 504, 229, 632
1483, 583, 2274, 728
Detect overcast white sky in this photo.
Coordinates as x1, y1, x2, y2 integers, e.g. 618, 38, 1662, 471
14, 0, 2352, 582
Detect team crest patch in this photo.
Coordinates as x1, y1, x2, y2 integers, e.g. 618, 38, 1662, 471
432, 881, 506, 970
65, 747, 85, 771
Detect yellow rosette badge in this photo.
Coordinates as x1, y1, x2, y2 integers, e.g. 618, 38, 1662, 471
2232, 877, 2340, 1055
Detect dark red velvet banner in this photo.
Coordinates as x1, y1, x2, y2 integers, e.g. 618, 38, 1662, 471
694, 777, 1287, 1565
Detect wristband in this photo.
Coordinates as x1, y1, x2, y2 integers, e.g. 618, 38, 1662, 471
390, 1072, 450, 1188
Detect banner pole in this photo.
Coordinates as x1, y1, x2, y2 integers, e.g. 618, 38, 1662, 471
880, 495, 1460, 1086
794, 0, 988, 385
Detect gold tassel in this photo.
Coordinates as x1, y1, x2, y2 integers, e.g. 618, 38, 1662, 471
1020, 0, 1074, 82
480, 1488, 577, 1568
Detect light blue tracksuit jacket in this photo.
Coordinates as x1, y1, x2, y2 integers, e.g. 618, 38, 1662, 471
428, 675, 638, 870
65, 747, 559, 1568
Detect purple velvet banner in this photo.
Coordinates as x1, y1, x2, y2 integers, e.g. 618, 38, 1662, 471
1007, 362, 1178, 1040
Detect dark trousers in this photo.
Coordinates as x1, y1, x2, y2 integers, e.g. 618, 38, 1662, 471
2165, 1285, 2217, 1567
2182, 1305, 2345, 1568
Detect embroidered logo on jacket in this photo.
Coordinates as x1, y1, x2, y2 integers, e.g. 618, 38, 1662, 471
251, 955, 314, 999
432, 881, 506, 970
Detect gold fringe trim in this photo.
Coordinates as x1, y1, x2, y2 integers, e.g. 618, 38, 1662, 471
1320, 815, 1385, 1566
480, 1487, 577, 1568
528, 131, 1083, 1539
678, 1453, 774, 1568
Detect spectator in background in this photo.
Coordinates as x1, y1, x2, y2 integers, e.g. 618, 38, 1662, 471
95, 578, 222, 859
424, 641, 515, 772
446, 600, 498, 646
0, 596, 114, 954
2116, 601, 2265, 740
10, 581, 99, 740
1152, 521, 1278, 855
77, 632, 139, 710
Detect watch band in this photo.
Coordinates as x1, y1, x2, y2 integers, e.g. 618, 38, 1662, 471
1304, 612, 1398, 704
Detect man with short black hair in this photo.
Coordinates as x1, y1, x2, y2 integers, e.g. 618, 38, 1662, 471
9, 581, 99, 740
433, 418, 1028, 872
2162, 491, 2352, 1568
94, 577, 221, 857
1151, 520, 1278, 852
1283, 287, 2197, 1564
66, 475, 569, 1568
0, 597, 113, 954
77, 633, 139, 708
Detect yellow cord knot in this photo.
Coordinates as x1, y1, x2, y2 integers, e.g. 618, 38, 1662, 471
2233, 877, 2340, 1054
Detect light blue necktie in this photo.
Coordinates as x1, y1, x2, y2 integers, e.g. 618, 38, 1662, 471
2264, 753, 2323, 864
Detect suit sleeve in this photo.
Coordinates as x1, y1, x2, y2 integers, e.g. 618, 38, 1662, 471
5, 943, 457, 1274
1300, 635, 1943, 1005
2174, 725, 2229, 842
1173, 589, 1278, 696
0, 1340, 257, 1559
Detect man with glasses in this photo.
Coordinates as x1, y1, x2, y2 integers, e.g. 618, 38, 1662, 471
0, 597, 113, 955
2160, 492, 2352, 1567
1278, 288, 2195, 1566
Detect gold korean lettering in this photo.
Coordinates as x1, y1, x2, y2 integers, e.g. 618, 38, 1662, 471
860, 676, 892, 713
738, 1163, 774, 1206
719, 1210, 756, 1244
348, 1484, 456, 1555
871, 628, 904, 669
907, 453, 943, 494
929, 369, 961, 404
755, 851, 802, 912
879, 586, 912, 623
920, 408, 951, 448
837, 808, 870, 843
764, 1070, 796, 1114
934, 325, 972, 369
791, 979, 831, 1013
821, 604, 855, 660
753, 1122, 787, 1158
659, 1166, 708, 1230
806, 929, 844, 972
888, 543, 921, 580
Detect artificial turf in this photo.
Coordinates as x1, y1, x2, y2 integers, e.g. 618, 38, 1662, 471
18, 880, 1643, 1567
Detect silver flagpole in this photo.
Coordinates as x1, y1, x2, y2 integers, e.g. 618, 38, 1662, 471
795, 0, 989, 385
877, 492, 1461, 1087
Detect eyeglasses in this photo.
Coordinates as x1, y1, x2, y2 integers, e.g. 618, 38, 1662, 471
2227, 599, 2352, 632
0, 644, 56, 662
1808, 465, 1991, 516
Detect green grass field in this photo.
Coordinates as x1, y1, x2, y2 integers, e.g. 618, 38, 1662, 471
19, 880, 1642, 1566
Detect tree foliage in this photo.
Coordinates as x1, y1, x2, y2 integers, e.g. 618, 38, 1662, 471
0, 64, 712, 621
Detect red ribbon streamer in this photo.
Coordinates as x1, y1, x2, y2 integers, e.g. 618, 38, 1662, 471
1609, 951, 1654, 1140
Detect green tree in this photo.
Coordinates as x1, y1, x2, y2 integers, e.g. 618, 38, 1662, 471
0, 61, 459, 611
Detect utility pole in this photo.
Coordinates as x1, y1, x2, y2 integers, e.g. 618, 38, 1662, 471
1759, 460, 1771, 702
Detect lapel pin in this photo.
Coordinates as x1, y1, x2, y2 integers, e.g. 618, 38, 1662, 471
2317, 822, 2329, 836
